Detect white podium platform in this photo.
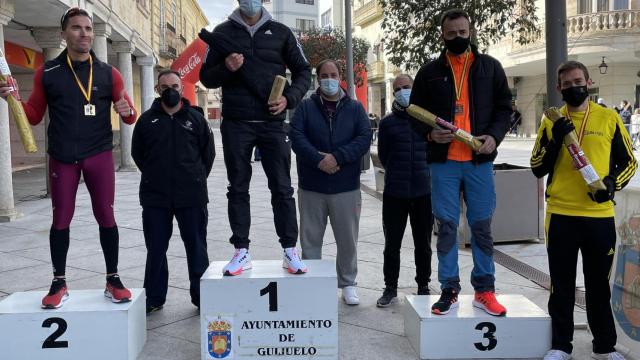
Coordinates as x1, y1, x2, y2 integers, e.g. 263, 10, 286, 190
200, 260, 338, 360
0, 289, 146, 360
404, 294, 551, 360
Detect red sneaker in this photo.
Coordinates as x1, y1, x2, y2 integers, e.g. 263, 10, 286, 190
104, 275, 131, 303
42, 278, 69, 309
473, 291, 507, 316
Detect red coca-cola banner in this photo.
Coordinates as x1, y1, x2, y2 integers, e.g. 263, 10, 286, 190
171, 38, 207, 84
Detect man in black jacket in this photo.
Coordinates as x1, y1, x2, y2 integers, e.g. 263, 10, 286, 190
132, 70, 215, 313
199, 0, 311, 276
376, 74, 432, 307
410, 9, 511, 317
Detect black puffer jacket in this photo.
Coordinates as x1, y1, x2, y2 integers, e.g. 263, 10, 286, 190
131, 98, 215, 208
378, 102, 430, 198
410, 45, 512, 164
199, 8, 311, 121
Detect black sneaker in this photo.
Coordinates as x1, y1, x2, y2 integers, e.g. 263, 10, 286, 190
376, 287, 397, 307
146, 305, 163, 314
417, 285, 430, 295
431, 288, 458, 315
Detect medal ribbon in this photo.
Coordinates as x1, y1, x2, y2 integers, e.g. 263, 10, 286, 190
66, 54, 93, 104
446, 50, 471, 101
565, 102, 590, 145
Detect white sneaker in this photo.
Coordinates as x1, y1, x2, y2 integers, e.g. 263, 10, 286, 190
342, 286, 360, 305
592, 352, 626, 360
544, 349, 572, 360
222, 248, 252, 276
283, 247, 308, 274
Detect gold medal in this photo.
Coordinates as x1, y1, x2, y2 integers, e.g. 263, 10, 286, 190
67, 54, 94, 117
84, 104, 95, 116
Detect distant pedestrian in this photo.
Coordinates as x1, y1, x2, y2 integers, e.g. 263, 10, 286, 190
597, 98, 607, 108
620, 99, 632, 125
510, 102, 522, 135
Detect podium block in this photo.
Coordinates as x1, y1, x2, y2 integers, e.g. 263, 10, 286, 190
404, 294, 551, 359
200, 260, 338, 360
0, 289, 146, 360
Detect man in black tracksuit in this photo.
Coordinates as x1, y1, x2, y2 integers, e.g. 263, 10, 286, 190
132, 70, 215, 312
199, 1, 311, 275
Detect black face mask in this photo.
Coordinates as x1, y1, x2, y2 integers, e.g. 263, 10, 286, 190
561, 86, 589, 107
161, 88, 181, 107
444, 36, 470, 55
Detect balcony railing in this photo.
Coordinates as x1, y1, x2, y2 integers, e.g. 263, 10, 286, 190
567, 10, 640, 35
354, 0, 383, 27
502, 10, 640, 55
368, 61, 385, 82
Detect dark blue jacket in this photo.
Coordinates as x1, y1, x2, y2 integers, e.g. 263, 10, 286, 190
378, 102, 430, 198
290, 91, 371, 194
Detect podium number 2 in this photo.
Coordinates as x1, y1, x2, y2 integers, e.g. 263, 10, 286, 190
474, 322, 497, 351
260, 282, 278, 312
42, 317, 68, 349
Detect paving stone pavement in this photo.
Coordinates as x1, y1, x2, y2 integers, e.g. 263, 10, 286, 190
1, 131, 629, 359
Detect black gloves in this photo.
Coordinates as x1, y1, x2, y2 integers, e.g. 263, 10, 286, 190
552, 117, 575, 144
588, 176, 616, 203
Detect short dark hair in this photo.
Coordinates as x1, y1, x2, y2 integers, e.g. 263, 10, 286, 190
157, 69, 182, 82
440, 8, 470, 27
60, 7, 92, 30
315, 59, 342, 77
557, 61, 590, 86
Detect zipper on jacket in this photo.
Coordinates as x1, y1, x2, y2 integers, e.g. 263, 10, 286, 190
170, 115, 176, 207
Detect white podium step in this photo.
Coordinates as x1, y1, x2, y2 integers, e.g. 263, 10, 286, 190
200, 260, 338, 360
0, 288, 146, 360
404, 294, 551, 359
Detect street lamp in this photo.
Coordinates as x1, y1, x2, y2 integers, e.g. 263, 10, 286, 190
598, 56, 609, 75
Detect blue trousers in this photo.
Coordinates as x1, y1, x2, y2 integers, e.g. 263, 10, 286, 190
431, 161, 496, 292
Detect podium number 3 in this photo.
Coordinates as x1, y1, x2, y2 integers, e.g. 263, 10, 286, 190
260, 282, 278, 312
42, 317, 69, 349
474, 322, 497, 351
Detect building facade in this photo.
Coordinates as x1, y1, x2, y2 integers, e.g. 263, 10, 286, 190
263, 0, 319, 34
0, 0, 207, 221
353, 0, 401, 118
488, 0, 640, 137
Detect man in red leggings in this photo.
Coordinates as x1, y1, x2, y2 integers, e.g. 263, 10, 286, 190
0, 8, 137, 308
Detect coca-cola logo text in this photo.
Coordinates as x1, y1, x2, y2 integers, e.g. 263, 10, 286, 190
178, 54, 202, 78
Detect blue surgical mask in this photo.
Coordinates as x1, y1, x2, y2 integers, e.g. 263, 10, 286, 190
394, 88, 412, 108
239, 0, 262, 17
320, 78, 340, 97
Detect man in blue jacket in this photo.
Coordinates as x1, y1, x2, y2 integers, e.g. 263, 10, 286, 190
290, 59, 371, 305
376, 74, 433, 307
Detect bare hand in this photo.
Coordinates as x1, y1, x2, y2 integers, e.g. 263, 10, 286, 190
0, 80, 14, 99
268, 96, 287, 115
475, 135, 496, 154
225, 53, 244, 72
113, 89, 132, 117
430, 129, 455, 143
318, 152, 339, 174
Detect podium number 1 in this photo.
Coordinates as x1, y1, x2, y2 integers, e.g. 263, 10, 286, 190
42, 317, 69, 349
260, 282, 278, 312
474, 322, 497, 351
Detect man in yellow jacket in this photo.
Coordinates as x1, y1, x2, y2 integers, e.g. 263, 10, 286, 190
531, 61, 637, 360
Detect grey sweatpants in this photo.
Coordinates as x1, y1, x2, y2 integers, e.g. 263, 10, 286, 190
298, 188, 361, 288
